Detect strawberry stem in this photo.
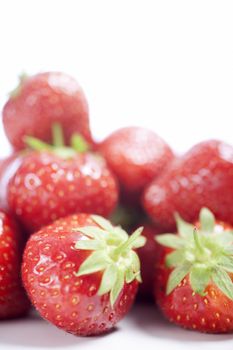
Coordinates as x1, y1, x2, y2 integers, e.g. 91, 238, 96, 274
75, 215, 146, 307
71, 134, 89, 153
52, 123, 65, 147
24, 136, 53, 151
24, 123, 90, 159
111, 227, 144, 259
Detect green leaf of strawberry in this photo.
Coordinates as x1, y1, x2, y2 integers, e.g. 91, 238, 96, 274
167, 264, 192, 294
156, 207, 233, 300
199, 207, 215, 232
212, 268, 233, 300
174, 213, 195, 238
75, 215, 146, 307
98, 264, 118, 296
189, 265, 211, 295
75, 250, 110, 276
24, 123, 89, 159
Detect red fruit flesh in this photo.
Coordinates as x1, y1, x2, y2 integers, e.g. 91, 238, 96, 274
137, 224, 162, 300
8, 152, 119, 232
3, 72, 92, 150
143, 140, 233, 230
98, 127, 174, 202
0, 211, 30, 318
22, 214, 138, 336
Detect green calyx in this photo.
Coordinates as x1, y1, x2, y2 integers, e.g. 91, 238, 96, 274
24, 123, 89, 159
74, 215, 146, 307
156, 207, 233, 300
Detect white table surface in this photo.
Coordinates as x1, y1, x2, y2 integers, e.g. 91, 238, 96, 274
0, 303, 233, 350
1, 1, 233, 348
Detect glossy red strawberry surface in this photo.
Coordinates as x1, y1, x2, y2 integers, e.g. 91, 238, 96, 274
0, 210, 30, 318
98, 127, 174, 203
143, 140, 233, 230
137, 224, 162, 299
3, 72, 92, 149
155, 209, 233, 333
22, 214, 141, 336
156, 260, 233, 333
8, 151, 119, 233
156, 251, 233, 333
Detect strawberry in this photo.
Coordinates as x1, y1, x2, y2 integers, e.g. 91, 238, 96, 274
137, 224, 162, 299
155, 207, 233, 333
22, 214, 145, 336
3, 72, 92, 150
7, 125, 119, 233
0, 210, 30, 318
98, 127, 174, 203
143, 140, 233, 230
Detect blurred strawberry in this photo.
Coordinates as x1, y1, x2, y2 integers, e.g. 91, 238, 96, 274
0, 210, 30, 318
137, 224, 162, 300
143, 140, 233, 230
98, 127, 174, 204
3, 72, 93, 150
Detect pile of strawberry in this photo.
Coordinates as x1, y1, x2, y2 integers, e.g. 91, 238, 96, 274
1, 72, 233, 336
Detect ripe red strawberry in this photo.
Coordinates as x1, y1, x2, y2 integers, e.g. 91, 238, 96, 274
137, 224, 162, 299
155, 208, 233, 333
98, 127, 174, 203
0, 210, 30, 318
143, 140, 233, 230
22, 214, 145, 336
3, 72, 92, 150
7, 125, 119, 233
0, 154, 22, 210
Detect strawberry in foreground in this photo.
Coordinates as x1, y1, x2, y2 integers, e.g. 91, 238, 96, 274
0, 210, 30, 318
22, 214, 145, 336
3, 72, 93, 150
7, 125, 118, 233
155, 207, 233, 333
98, 127, 174, 204
143, 140, 233, 230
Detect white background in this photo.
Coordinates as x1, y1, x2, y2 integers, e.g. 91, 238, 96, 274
0, 1, 233, 349
1, 0, 233, 157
